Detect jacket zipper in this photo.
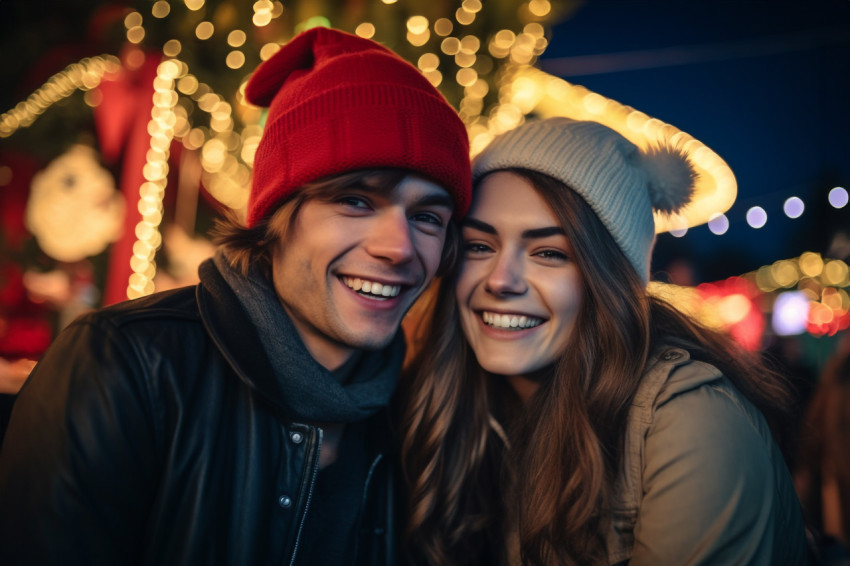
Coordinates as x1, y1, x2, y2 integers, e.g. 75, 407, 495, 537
287, 426, 323, 566
362, 453, 383, 508
350, 453, 384, 562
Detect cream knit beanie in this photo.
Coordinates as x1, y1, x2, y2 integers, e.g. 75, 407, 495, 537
472, 118, 696, 282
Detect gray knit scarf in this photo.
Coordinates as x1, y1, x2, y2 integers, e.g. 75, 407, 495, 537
213, 251, 405, 423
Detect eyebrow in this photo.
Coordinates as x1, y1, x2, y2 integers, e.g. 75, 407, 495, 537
462, 217, 565, 239
414, 192, 454, 210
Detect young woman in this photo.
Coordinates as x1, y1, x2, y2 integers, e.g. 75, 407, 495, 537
398, 118, 808, 565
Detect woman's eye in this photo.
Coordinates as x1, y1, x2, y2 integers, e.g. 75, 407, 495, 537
464, 242, 493, 254
535, 249, 569, 262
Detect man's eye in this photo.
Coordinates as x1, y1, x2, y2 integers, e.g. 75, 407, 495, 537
338, 196, 370, 209
411, 212, 444, 226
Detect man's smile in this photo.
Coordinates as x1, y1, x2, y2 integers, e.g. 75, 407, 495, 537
340, 276, 403, 299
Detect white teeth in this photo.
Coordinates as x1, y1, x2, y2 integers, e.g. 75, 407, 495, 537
341, 277, 401, 298
482, 311, 542, 329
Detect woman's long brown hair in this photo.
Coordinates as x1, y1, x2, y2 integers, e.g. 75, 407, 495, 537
397, 168, 798, 565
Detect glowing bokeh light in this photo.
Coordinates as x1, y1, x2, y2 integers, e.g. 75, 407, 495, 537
799, 252, 824, 278
525, 22, 545, 37
125, 12, 143, 28
253, 1, 273, 27
83, 89, 102, 107
783, 196, 804, 218
195, 21, 214, 40
355, 23, 376, 39
407, 16, 429, 34
163, 40, 183, 58
771, 260, 799, 288
424, 69, 442, 87
125, 49, 146, 70
528, 0, 552, 17
824, 260, 850, 286
127, 26, 146, 44
822, 287, 845, 312
746, 206, 767, 229
828, 186, 848, 208
407, 30, 430, 47
152, 1, 171, 18
462, 0, 482, 12
456, 68, 478, 87
441, 37, 461, 55
707, 213, 729, 235
177, 74, 198, 95
460, 35, 481, 53
253, 12, 272, 26
456, 8, 475, 25
418, 53, 440, 72
455, 52, 476, 67
128, 58, 184, 299
226, 51, 246, 69
809, 302, 834, 325
1, 55, 121, 138
434, 18, 453, 36
227, 30, 247, 47
718, 294, 751, 325
260, 43, 281, 60
772, 291, 810, 336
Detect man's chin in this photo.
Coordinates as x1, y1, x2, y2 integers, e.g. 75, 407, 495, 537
341, 325, 400, 352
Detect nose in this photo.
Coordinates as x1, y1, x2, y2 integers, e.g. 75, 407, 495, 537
484, 251, 527, 296
364, 208, 415, 265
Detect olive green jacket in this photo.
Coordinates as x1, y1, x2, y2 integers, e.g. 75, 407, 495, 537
607, 346, 808, 565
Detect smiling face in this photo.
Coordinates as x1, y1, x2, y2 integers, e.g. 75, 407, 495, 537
456, 171, 585, 388
272, 174, 453, 370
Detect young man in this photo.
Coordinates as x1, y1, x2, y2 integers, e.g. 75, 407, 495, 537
0, 27, 471, 565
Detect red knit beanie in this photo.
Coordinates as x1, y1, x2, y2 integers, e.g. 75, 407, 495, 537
244, 27, 472, 226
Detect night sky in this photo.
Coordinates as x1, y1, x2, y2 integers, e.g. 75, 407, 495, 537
539, 0, 850, 282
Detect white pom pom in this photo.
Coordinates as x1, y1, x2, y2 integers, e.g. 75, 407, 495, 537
641, 145, 696, 214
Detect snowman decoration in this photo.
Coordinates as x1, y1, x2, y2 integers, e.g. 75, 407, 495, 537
26, 144, 125, 263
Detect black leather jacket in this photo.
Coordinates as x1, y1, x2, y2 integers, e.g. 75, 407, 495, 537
0, 264, 397, 566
